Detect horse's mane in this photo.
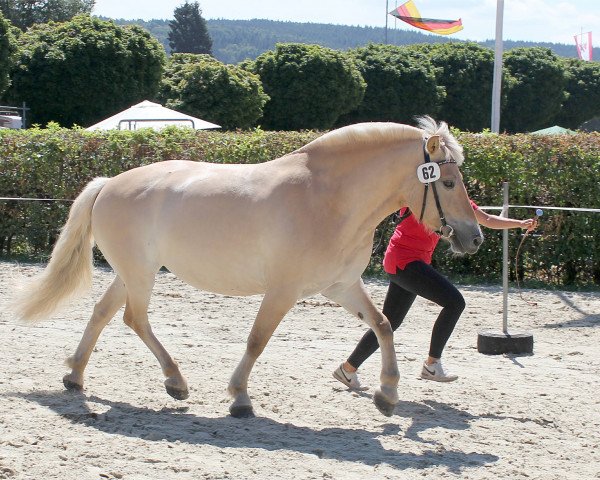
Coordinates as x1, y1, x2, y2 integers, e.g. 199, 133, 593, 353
297, 116, 464, 165
415, 116, 464, 165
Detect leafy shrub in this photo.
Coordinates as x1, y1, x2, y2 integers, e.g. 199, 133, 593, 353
6, 15, 166, 127
159, 53, 268, 129
248, 43, 366, 130
0, 126, 598, 286
338, 44, 443, 125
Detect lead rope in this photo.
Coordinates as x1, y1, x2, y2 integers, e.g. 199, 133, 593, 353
514, 210, 543, 306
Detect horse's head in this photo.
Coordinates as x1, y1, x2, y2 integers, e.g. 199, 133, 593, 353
408, 117, 483, 255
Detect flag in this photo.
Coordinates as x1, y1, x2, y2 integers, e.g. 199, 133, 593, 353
389, 0, 463, 36
574, 31, 593, 61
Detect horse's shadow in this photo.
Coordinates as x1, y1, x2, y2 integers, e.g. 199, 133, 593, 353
352, 391, 520, 445
11, 389, 499, 474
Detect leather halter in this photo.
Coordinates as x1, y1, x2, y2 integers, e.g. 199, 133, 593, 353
418, 139, 457, 239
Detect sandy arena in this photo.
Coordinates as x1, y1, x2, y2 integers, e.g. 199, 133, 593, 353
1, 261, 599, 480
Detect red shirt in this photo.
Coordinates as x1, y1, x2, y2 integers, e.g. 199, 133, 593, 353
383, 200, 479, 273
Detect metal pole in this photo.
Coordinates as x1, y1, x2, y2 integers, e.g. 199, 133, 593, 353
501, 181, 509, 333
491, 0, 504, 133
385, 0, 389, 44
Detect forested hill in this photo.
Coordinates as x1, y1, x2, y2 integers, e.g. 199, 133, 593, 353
109, 17, 597, 64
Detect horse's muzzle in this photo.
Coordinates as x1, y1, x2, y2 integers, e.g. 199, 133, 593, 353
448, 228, 483, 255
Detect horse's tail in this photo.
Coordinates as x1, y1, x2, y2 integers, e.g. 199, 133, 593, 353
13, 177, 110, 322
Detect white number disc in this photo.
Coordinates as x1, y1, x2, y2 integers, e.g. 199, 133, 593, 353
417, 162, 441, 184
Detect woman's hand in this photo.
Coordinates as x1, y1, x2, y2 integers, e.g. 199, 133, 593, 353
521, 217, 538, 231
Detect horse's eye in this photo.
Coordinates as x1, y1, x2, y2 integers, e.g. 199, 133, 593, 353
443, 180, 455, 189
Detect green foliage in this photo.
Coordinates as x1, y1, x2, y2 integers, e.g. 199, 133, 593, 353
1, 127, 598, 286
502, 48, 567, 133
338, 43, 443, 125
159, 53, 268, 130
249, 43, 366, 130
554, 59, 600, 129
168, 1, 212, 55
0, 0, 94, 31
0, 10, 18, 96
405, 42, 495, 132
6, 15, 166, 127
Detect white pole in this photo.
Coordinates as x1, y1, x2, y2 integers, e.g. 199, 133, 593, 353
385, 0, 389, 43
501, 182, 509, 333
491, 0, 504, 133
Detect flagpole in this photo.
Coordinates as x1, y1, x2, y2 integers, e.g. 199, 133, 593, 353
385, 0, 389, 43
491, 0, 504, 133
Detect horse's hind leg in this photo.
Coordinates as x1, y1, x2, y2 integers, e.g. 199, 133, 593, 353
228, 289, 298, 417
122, 275, 189, 400
63, 276, 127, 391
323, 279, 399, 417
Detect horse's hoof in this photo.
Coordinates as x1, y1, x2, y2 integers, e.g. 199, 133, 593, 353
229, 404, 255, 418
166, 385, 189, 400
63, 377, 83, 392
373, 390, 396, 417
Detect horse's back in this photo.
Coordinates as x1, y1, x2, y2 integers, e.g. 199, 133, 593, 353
90, 158, 332, 295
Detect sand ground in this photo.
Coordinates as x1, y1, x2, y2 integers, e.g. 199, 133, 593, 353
1, 261, 599, 480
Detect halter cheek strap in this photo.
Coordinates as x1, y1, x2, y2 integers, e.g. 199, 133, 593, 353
418, 139, 457, 239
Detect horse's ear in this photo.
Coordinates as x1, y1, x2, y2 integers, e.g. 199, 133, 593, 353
426, 135, 441, 155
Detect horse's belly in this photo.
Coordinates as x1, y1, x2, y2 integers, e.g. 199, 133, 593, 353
162, 251, 267, 296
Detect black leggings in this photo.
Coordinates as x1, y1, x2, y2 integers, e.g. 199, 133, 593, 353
347, 260, 465, 369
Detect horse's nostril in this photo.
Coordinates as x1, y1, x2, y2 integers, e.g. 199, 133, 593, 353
473, 235, 483, 248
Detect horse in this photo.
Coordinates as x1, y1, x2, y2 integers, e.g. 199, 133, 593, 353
12, 116, 483, 417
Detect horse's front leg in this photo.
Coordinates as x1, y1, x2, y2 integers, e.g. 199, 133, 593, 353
228, 289, 298, 417
323, 279, 399, 416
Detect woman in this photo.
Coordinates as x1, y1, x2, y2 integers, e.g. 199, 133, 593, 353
333, 202, 538, 390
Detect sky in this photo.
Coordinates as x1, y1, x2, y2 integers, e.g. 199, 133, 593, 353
92, 0, 599, 45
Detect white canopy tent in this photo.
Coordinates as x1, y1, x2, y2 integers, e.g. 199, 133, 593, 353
86, 100, 220, 131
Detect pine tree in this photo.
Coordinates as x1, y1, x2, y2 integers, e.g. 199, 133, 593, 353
168, 1, 212, 55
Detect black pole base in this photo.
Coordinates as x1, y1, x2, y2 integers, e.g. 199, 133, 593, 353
477, 330, 534, 355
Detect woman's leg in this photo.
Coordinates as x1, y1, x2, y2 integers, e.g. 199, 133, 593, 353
395, 262, 465, 359
346, 260, 464, 369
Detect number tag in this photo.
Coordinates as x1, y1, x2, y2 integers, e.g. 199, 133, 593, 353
417, 162, 441, 184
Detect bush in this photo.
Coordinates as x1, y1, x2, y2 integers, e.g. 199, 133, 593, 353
0, 127, 598, 286
338, 44, 443, 125
248, 43, 366, 130
404, 43, 495, 132
0, 11, 18, 96
502, 48, 567, 133
6, 15, 166, 127
554, 59, 600, 129
159, 53, 268, 130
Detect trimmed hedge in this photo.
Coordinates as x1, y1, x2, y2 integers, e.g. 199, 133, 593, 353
1, 126, 598, 286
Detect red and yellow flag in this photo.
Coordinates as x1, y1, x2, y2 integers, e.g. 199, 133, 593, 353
390, 0, 463, 36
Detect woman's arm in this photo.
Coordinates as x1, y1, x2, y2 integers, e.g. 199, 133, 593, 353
474, 209, 538, 231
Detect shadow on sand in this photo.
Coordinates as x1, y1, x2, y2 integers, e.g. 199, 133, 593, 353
12, 389, 499, 474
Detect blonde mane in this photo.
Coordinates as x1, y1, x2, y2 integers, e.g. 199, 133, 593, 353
297, 116, 464, 165
415, 116, 464, 165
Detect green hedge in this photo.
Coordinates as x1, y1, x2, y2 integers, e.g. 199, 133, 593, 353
1, 126, 598, 286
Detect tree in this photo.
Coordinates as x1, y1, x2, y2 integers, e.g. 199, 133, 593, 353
249, 43, 366, 130
0, 0, 95, 31
337, 44, 443, 126
406, 42, 495, 132
159, 53, 268, 129
7, 15, 166, 126
0, 10, 18, 96
168, 1, 212, 55
553, 58, 600, 129
501, 47, 567, 133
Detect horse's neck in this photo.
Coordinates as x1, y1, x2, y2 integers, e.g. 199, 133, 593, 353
306, 142, 418, 232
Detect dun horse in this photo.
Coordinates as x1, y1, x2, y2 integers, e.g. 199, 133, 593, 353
13, 117, 483, 417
